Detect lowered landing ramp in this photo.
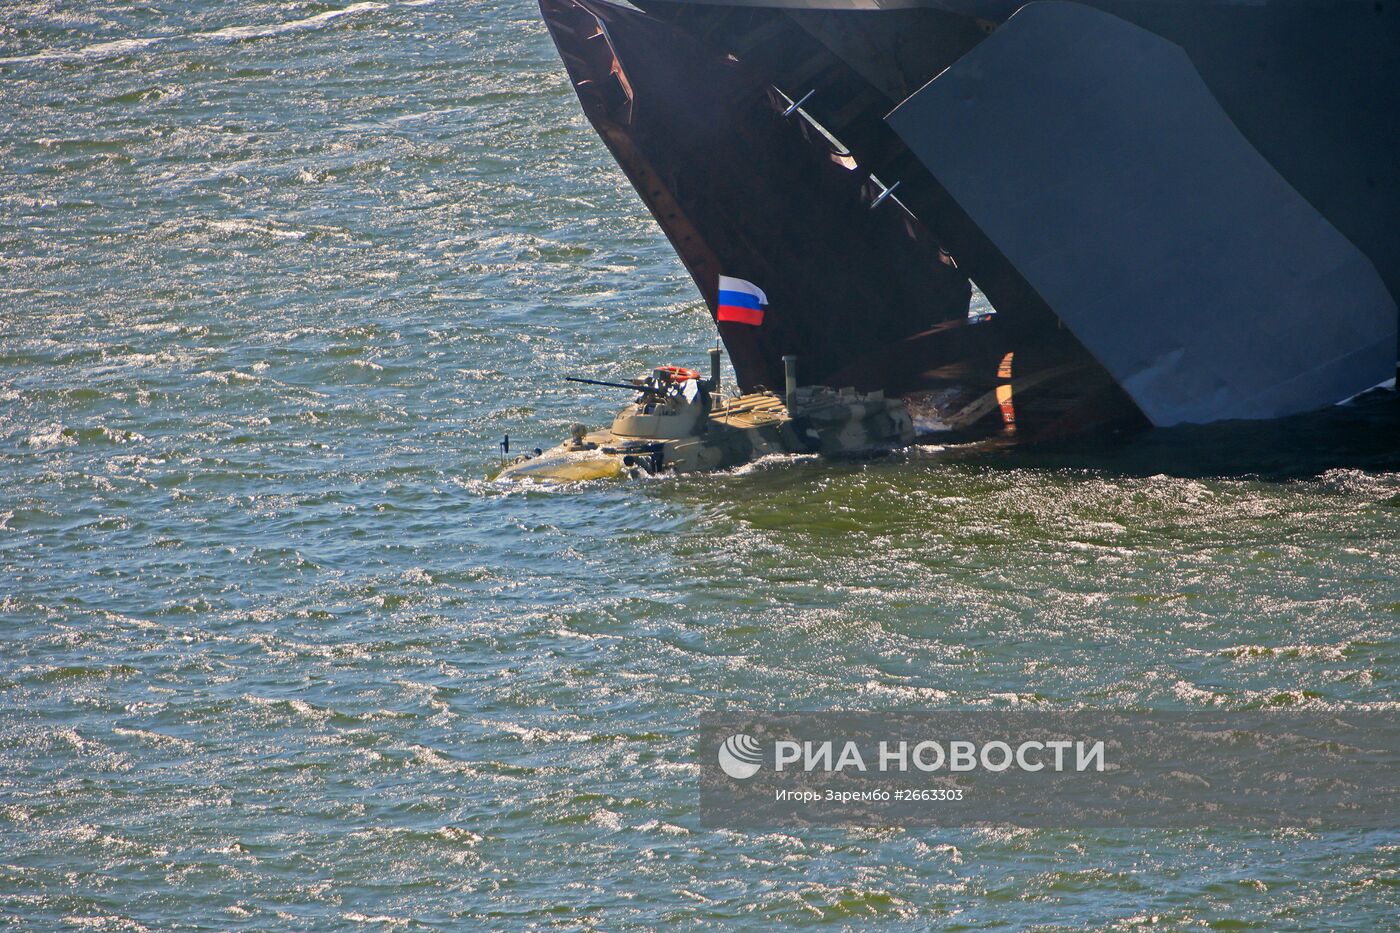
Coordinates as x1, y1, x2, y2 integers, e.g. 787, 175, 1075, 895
887, 0, 1397, 427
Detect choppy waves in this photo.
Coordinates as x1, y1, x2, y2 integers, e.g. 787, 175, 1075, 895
0, 2, 415, 66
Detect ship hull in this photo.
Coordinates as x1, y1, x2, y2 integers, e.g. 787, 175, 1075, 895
639, 0, 1400, 311
541, 0, 1398, 441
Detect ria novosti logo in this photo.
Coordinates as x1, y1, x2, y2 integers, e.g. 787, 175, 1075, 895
717, 733, 763, 779
715, 733, 1109, 781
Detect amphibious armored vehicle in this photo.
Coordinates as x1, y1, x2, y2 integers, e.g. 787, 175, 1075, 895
497, 350, 914, 482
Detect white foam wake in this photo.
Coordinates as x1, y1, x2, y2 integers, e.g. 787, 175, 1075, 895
0, 1, 408, 66
203, 2, 388, 42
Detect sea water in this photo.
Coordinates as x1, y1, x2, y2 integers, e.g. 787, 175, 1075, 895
2, 1, 1397, 927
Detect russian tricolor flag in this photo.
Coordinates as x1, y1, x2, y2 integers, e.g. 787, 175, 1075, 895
717, 275, 767, 327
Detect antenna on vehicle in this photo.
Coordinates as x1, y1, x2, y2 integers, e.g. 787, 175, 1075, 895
783, 89, 814, 118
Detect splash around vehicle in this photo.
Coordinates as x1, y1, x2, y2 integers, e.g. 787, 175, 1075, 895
495, 349, 915, 482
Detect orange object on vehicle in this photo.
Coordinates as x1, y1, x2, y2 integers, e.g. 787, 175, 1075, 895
657, 365, 700, 382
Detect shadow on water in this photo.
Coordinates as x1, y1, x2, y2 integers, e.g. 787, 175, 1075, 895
962, 388, 1400, 481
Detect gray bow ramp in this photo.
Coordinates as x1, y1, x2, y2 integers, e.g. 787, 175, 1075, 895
887, 0, 1397, 427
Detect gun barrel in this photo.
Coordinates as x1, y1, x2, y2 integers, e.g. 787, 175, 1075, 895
564, 376, 663, 394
